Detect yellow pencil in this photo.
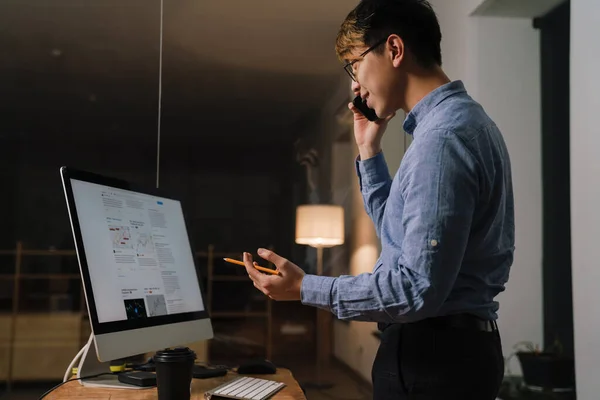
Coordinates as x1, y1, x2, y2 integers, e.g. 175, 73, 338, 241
223, 258, 280, 275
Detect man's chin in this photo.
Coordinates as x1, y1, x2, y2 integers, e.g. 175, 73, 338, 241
377, 105, 400, 120
377, 109, 392, 119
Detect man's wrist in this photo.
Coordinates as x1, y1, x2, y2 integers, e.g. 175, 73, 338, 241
358, 144, 382, 160
295, 275, 304, 301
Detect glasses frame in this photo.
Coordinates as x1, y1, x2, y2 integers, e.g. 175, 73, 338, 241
343, 38, 387, 82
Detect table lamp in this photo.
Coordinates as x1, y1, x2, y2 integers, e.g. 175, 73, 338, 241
295, 204, 344, 389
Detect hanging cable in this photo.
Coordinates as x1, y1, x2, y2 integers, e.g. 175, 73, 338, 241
156, 0, 164, 189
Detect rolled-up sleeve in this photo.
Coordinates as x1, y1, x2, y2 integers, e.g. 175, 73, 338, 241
300, 133, 478, 323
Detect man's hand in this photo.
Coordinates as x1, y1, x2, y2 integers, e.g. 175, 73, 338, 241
243, 249, 305, 301
349, 102, 396, 160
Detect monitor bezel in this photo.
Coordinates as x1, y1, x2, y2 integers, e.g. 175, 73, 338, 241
60, 166, 210, 336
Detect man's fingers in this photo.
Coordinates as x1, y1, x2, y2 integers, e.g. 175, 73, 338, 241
257, 248, 287, 268
348, 102, 368, 121
252, 273, 274, 298
243, 252, 263, 282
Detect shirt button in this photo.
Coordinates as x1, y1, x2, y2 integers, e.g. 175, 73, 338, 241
430, 240, 438, 247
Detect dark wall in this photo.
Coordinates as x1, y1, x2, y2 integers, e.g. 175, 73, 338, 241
0, 135, 299, 255
535, 0, 573, 357
0, 0, 323, 322
0, 134, 303, 315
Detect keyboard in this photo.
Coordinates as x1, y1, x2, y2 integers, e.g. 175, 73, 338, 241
205, 376, 286, 400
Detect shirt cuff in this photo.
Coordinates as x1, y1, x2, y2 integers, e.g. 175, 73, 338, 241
300, 274, 336, 310
355, 152, 390, 188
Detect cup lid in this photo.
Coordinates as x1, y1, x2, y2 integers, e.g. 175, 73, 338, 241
154, 347, 196, 363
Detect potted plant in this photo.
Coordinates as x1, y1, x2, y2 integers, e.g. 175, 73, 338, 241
510, 338, 575, 391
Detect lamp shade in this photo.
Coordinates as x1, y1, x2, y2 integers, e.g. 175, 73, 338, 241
295, 204, 344, 247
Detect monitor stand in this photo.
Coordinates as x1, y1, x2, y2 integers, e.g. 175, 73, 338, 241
76, 333, 149, 390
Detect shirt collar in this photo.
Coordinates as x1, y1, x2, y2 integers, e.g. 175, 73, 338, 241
403, 80, 467, 135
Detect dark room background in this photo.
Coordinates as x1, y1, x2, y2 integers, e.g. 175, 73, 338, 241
0, 0, 348, 376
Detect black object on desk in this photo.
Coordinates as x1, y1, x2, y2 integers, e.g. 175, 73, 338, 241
134, 362, 156, 372
237, 359, 277, 375
117, 371, 157, 387
154, 347, 196, 400
192, 365, 228, 379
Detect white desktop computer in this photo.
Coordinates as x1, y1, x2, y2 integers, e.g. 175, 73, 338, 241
60, 166, 213, 389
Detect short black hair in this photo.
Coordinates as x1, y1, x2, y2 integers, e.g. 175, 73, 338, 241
336, 0, 442, 68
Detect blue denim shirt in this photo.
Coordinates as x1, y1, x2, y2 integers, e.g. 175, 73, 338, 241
301, 80, 514, 323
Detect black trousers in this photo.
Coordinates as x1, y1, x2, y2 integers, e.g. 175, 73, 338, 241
371, 316, 504, 400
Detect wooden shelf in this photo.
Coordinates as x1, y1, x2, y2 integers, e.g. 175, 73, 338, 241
202, 244, 273, 361
0, 274, 79, 280
1, 241, 85, 386
20, 274, 80, 279
0, 250, 76, 256
21, 250, 76, 256
9, 311, 83, 317
211, 311, 269, 318
1, 242, 274, 384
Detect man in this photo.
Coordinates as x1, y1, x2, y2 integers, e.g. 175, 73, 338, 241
243, 0, 514, 398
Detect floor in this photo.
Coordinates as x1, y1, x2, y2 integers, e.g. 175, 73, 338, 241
0, 359, 372, 400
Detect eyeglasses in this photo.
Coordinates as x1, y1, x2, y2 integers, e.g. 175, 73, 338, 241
343, 38, 387, 82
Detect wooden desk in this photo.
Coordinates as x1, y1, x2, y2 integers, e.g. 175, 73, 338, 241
48, 368, 306, 400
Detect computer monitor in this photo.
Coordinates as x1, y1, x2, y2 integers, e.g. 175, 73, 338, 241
60, 167, 213, 388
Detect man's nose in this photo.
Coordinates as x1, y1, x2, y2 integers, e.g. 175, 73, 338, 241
351, 80, 361, 95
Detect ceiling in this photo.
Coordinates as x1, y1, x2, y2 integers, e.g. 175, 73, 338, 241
0, 0, 355, 144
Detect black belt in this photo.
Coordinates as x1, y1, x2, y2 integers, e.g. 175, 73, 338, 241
378, 313, 499, 333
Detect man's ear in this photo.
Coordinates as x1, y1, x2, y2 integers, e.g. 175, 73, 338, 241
387, 34, 405, 68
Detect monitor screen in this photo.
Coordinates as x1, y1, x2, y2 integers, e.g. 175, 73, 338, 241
70, 179, 205, 324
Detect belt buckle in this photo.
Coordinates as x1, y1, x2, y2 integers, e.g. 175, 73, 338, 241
483, 319, 498, 332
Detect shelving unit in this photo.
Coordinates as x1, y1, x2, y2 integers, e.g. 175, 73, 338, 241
197, 245, 273, 361
0, 242, 274, 389
0, 241, 83, 389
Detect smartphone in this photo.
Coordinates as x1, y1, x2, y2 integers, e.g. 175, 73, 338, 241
352, 95, 379, 121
